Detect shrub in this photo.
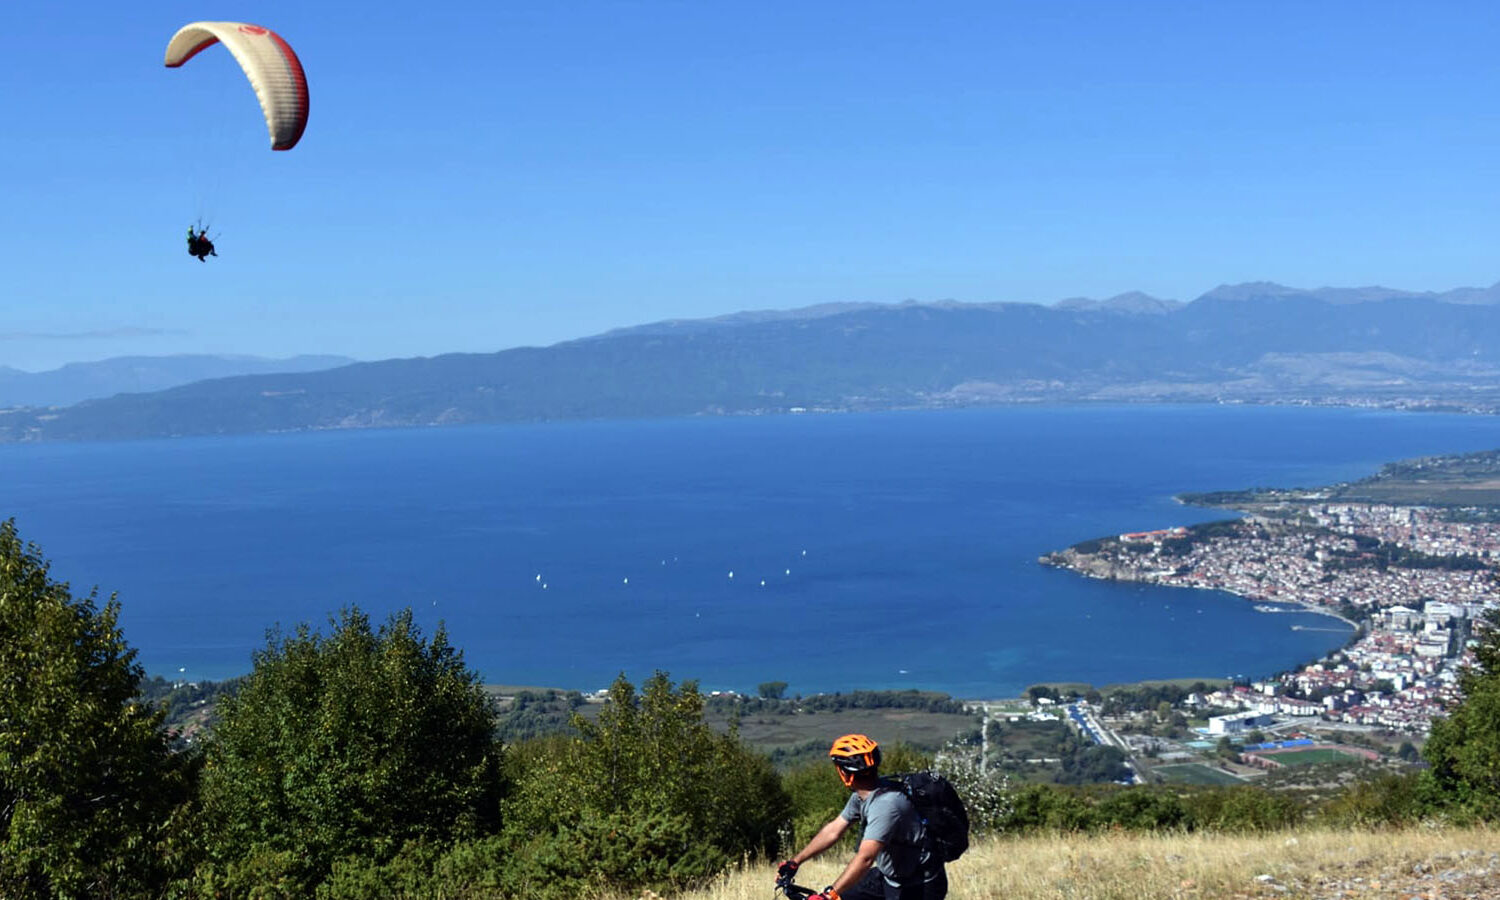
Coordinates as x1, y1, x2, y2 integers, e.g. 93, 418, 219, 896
782, 759, 853, 849
933, 742, 1013, 835
1316, 772, 1432, 827
1000, 783, 1095, 832
1180, 786, 1304, 832
195, 607, 504, 892
1092, 788, 1189, 831
504, 672, 790, 894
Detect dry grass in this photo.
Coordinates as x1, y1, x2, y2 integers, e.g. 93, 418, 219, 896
669, 828, 1500, 900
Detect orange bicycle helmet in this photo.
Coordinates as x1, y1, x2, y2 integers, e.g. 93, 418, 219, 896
829, 734, 881, 786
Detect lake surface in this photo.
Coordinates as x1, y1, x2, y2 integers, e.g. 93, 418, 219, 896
4, 405, 1500, 697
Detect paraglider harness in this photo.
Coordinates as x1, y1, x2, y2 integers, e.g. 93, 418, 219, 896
187, 225, 217, 262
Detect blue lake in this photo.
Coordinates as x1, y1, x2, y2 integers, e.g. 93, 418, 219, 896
3, 404, 1500, 697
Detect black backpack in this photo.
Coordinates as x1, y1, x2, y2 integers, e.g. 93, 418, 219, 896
883, 771, 970, 863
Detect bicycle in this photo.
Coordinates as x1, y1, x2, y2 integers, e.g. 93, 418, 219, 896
775, 882, 820, 900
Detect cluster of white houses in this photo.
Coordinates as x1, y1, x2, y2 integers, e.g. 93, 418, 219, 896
1185, 599, 1478, 735
1051, 501, 1500, 736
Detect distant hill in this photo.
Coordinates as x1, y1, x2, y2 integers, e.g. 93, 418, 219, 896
5, 281, 1500, 442
0, 354, 355, 408
1053, 291, 1184, 314
1195, 281, 1500, 306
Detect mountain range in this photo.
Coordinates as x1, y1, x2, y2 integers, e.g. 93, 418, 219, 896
4, 281, 1500, 442
0, 354, 354, 409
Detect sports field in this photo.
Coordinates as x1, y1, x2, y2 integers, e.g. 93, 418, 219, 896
1249, 746, 1377, 767
1152, 763, 1244, 785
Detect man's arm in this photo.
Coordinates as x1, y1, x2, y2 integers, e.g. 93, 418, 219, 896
790, 815, 852, 867
829, 838, 882, 895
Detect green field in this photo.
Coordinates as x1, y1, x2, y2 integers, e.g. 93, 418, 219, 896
987, 719, 1073, 760
1258, 748, 1363, 767
1153, 763, 1244, 785
719, 708, 979, 752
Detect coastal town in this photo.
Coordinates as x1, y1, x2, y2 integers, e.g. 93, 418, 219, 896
1041, 501, 1500, 739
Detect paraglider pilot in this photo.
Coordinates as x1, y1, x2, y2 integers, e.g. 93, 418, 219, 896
187, 226, 216, 262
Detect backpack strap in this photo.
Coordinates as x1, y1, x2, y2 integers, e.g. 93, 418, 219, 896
862, 775, 922, 851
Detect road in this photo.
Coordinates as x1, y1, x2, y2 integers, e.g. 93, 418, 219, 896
1067, 702, 1144, 784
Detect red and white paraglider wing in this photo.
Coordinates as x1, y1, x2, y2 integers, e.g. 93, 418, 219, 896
165, 22, 308, 151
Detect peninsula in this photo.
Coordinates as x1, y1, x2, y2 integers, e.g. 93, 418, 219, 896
1040, 449, 1500, 734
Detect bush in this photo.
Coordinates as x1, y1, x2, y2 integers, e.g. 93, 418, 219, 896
504, 672, 790, 894
1092, 789, 1189, 831
946, 772, 1310, 836
1000, 783, 1095, 831
1315, 772, 1433, 827
185, 850, 309, 900
195, 607, 504, 892
932, 742, 1013, 835
318, 812, 732, 900
1179, 786, 1304, 832
508, 812, 727, 898
782, 759, 853, 850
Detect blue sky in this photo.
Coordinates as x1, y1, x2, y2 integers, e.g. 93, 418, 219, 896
3, 2, 1499, 371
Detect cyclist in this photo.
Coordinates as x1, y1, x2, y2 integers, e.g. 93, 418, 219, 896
776, 734, 947, 900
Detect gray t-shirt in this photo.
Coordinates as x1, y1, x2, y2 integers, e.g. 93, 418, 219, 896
839, 783, 928, 883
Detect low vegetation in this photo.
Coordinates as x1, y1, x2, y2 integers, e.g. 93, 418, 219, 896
6, 517, 1500, 897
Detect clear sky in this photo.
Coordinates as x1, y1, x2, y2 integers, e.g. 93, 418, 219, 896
3, 2, 1499, 371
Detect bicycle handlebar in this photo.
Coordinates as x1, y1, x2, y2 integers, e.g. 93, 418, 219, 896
775, 882, 819, 900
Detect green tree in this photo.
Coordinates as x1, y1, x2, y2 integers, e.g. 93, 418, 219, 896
1056, 745, 1130, 785
0, 520, 187, 897
505, 672, 790, 893
196, 607, 503, 892
1027, 685, 1057, 704
1422, 607, 1500, 818
757, 681, 789, 700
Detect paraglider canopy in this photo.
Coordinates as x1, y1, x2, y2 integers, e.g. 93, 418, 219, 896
164, 22, 308, 151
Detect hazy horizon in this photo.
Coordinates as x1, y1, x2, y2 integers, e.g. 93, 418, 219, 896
10, 275, 1500, 375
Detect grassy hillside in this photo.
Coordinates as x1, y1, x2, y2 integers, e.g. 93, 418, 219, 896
683, 827, 1500, 900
